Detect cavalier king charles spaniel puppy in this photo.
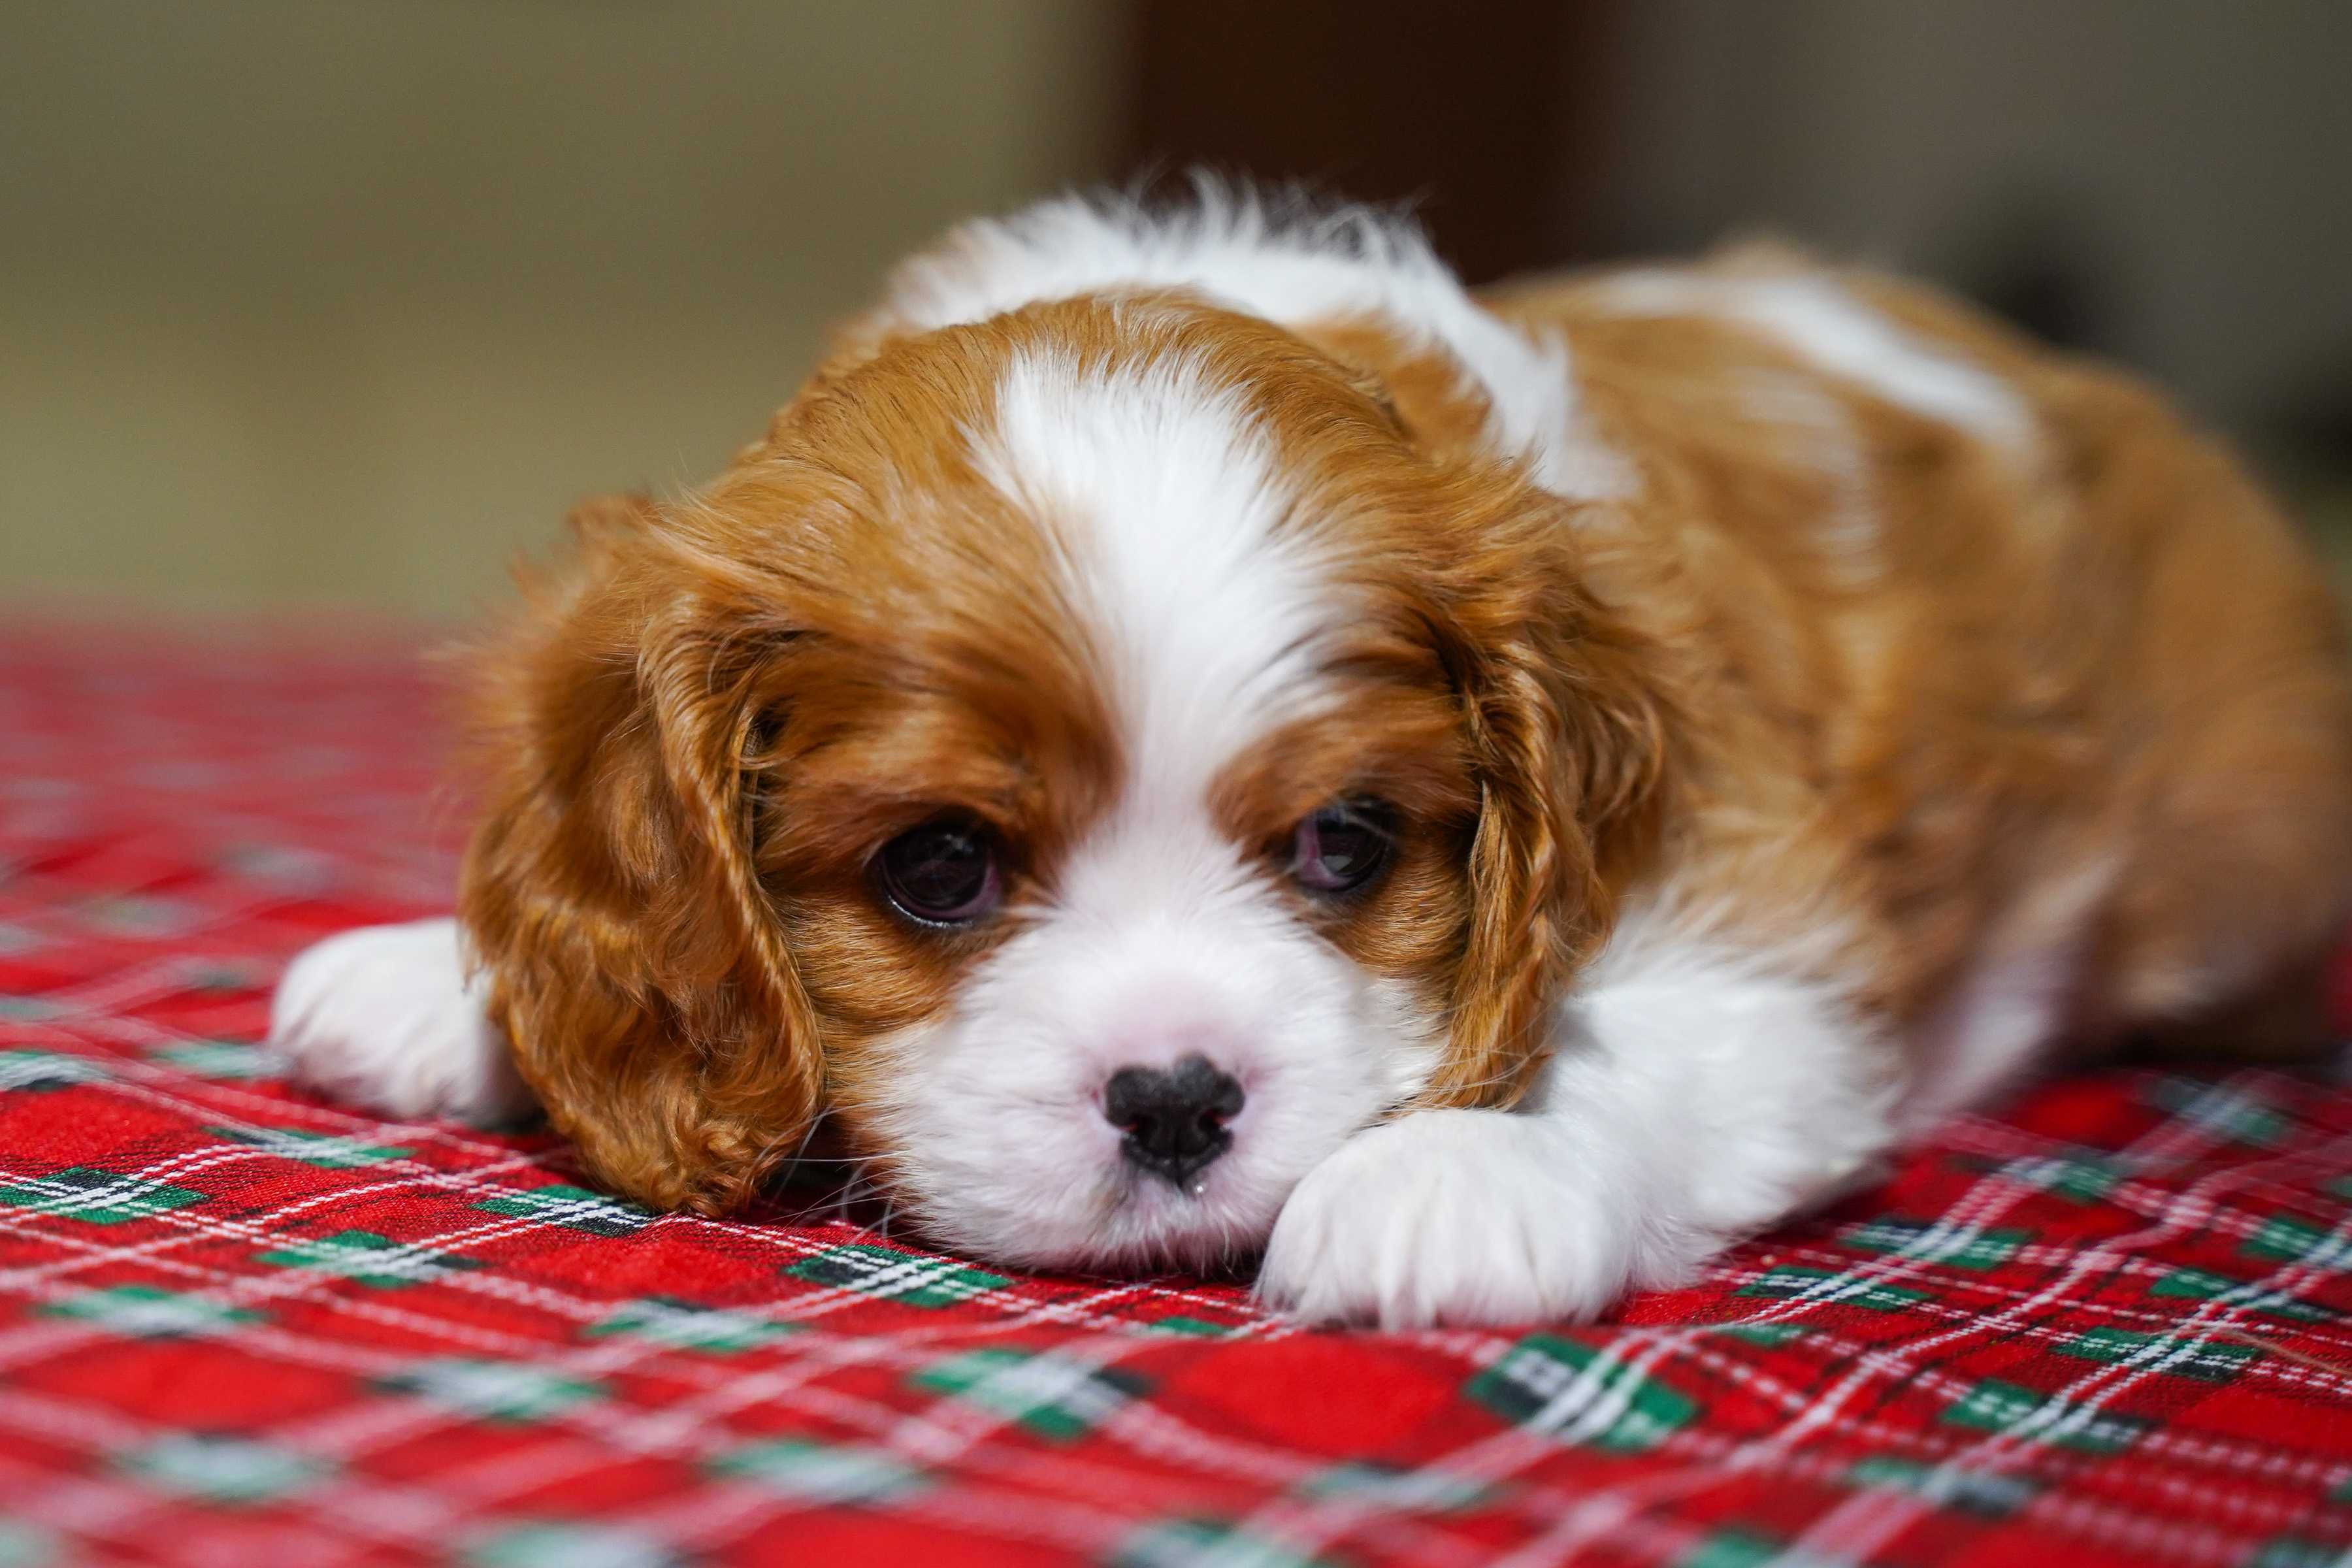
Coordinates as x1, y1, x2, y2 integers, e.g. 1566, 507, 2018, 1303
272, 186, 2352, 1326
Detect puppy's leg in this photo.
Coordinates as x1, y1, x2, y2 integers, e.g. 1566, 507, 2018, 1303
269, 917, 534, 1124
1258, 940, 1897, 1327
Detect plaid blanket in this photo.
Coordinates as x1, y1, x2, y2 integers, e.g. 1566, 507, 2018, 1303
3, 622, 2349, 1568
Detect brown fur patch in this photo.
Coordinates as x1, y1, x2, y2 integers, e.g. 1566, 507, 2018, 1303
461, 241, 2352, 1223
1489, 256, 2352, 1051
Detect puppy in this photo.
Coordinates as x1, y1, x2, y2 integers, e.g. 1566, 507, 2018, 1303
272, 186, 2352, 1326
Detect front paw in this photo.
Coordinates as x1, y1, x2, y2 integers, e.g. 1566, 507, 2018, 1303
270, 919, 532, 1126
1256, 1109, 1648, 1328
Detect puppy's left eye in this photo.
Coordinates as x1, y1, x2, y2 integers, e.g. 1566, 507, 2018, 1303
1290, 800, 1394, 895
874, 817, 1002, 927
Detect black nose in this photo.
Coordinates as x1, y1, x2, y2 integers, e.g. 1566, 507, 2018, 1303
1103, 1054, 1245, 1189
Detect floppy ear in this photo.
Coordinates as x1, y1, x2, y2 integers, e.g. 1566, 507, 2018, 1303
458, 497, 823, 1215
1414, 500, 1671, 1111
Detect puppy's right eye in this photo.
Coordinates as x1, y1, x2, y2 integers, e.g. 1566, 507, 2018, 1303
1289, 798, 1394, 896
874, 817, 1002, 928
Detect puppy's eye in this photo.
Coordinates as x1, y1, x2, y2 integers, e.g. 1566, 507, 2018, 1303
1290, 800, 1393, 896
874, 817, 1002, 927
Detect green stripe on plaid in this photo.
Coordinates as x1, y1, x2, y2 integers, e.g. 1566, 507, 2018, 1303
2242, 1214, 2344, 1265
1993, 1154, 2125, 1203
256, 1230, 478, 1289
0, 1050, 105, 1093
2054, 1326, 2260, 1382
1143, 1315, 1239, 1337
2150, 1266, 2327, 1323
1112, 1518, 1337, 1568
0, 1166, 208, 1224
0, 996, 63, 1022
1850, 1456, 2040, 1517
2144, 1079, 2290, 1147
463, 1523, 678, 1568
149, 1041, 271, 1080
1839, 1219, 2029, 1269
78, 894, 193, 938
42, 1284, 257, 1339
183, 961, 261, 993
208, 1125, 414, 1168
585, 1296, 796, 1354
0, 1521, 54, 1567
122, 1434, 326, 1505
909, 1348, 1146, 1441
1716, 1321, 1810, 1347
1939, 1378, 2147, 1454
1466, 1334, 1696, 1453
382, 1358, 601, 1422
785, 1242, 1009, 1307
2247, 1537, 2347, 1568
709, 1439, 924, 1505
472, 1184, 654, 1237
1677, 1530, 1785, 1568
1737, 1265, 1927, 1313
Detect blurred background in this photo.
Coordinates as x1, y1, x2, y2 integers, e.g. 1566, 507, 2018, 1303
5, 0, 2349, 622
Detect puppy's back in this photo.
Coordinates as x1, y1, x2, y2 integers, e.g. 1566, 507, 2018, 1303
1491, 251, 2352, 1063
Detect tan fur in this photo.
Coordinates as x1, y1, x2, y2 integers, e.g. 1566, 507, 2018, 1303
459, 246, 2352, 1218
461, 293, 1668, 1211
1491, 255, 2352, 1052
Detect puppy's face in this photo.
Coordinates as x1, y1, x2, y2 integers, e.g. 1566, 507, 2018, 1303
461, 295, 1661, 1270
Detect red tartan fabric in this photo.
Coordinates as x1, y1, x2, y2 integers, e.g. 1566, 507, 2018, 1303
2, 621, 2350, 1568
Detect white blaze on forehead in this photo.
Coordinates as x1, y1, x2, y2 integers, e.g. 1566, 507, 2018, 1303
974, 348, 1334, 816
860, 344, 1445, 1277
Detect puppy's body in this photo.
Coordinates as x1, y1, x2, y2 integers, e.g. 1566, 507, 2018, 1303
1501, 256, 2352, 1103
274, 191, 2352, 1326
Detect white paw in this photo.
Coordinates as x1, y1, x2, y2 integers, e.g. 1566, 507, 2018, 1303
1255, 1109, 1658, 1328
268, 918, 534, 1125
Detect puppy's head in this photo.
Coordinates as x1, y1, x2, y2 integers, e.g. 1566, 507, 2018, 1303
461, 293, 1663, 1269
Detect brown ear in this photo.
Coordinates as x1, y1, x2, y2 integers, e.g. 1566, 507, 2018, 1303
1414, 503, 1670, 1111
458, 497, 822, 1215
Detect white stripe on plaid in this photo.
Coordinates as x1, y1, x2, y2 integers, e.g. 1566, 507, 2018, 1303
1786, 1198, 2352, 1562
5, 1043, 2352, 1568
7, 1024, 1272, 1331
1260, 1077, 2349, 1568
5, 818, 2352, 1568
0, 1190, 1335, 1561
9, 1053, 2342, 1568
1500, 1081, 2352, 1567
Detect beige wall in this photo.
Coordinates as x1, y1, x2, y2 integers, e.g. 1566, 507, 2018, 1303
14, 3, 2347, 619
0, 1, 1120, 619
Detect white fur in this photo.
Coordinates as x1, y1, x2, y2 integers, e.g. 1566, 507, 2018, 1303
1899, 857, 2115, 1134
1259, 901, 1901, 1327
269, 346, 1445, 1278
1738, 368, 1881, 577
880, 182, 1635, 502
1588, 267, 2036, 450
270, 195, 2080, 1329
268, 917, 531, 1125
979, 346, 1334, 796
855, 348, 1442, 1272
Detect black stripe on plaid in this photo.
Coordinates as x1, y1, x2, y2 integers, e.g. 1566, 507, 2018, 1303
1465, 1333, 1697, 1454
